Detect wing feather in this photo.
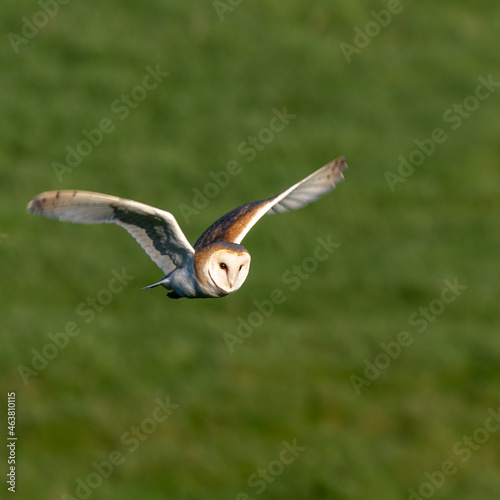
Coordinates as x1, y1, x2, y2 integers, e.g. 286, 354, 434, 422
27, 190, 194, 274
266, 156, 347, 214
194, 156, 347, 248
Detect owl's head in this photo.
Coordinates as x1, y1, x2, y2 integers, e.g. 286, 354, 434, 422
195, 242, 251, 296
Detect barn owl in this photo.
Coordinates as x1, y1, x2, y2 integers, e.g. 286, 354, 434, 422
27, 157, 347, 299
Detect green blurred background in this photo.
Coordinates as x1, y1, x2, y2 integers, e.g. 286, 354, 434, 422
2, 1, 500, 499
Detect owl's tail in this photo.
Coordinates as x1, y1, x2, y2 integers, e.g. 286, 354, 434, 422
142, 276, 171, 290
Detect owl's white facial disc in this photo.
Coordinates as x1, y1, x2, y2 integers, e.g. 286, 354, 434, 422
208, 249, 251, 294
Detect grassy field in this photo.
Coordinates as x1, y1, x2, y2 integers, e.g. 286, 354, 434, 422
2, 1, 500, 499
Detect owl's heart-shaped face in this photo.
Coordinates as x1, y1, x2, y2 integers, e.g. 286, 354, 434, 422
208, 249, 251, 294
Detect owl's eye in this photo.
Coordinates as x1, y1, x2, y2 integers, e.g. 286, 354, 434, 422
219, 263, 227, 270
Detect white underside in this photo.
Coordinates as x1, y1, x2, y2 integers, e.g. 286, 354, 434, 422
144, 259, 227, 298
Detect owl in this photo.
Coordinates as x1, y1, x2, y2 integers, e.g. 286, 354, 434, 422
27, 157, 347, 299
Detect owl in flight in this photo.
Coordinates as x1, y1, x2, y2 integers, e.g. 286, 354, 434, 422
27, 157, 347, 299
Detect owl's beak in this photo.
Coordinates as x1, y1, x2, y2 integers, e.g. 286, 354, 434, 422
227, 269, 238, 290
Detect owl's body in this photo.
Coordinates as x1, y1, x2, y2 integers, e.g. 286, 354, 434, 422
152, 241, 250, 298
27, 157, 347, 299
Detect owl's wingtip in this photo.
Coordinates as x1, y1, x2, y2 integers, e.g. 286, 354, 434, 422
337, 156, 348, 170
26, 191, 63, 216
26, 197, 41, 215
326, 156, 348, 184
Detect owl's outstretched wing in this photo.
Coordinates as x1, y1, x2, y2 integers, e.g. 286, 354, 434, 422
194, 156, 347, 249
27, 190, 195, 274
